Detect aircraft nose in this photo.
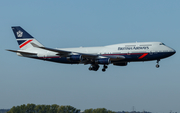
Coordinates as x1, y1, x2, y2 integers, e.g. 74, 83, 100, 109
173, 50, 176, 54
170, 49, 176, 55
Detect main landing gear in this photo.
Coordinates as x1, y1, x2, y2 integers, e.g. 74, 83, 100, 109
102, 65, 108, 72
89, 64, 99, 71
89, 64, 108, 72
156, 59, 160, 68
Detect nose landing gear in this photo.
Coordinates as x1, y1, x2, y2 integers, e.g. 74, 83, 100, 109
156, 59, 160, 68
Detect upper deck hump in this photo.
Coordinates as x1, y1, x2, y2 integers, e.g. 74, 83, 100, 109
105, 42, 161, 47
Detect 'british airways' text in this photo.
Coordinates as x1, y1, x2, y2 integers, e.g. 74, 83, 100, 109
118, 46, 149, 50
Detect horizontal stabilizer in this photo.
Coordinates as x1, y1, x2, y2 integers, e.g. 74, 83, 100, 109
6, 49, 37, 55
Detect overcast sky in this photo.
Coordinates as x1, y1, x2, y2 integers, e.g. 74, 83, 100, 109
0, 1, 179, 113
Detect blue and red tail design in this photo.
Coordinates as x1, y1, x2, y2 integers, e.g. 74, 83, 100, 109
12, 26, 44, 50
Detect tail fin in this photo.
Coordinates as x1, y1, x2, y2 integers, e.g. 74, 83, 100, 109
12, 26, 44, 50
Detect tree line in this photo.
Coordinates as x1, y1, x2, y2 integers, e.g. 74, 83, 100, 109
6, 104, 151, 113
7, 104, 116, 113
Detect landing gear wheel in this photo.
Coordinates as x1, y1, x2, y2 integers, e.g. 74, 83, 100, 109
88, 64, 100, 71
156, 64, 160, 68
102, 69, 106, 72
89, 67, 92, 70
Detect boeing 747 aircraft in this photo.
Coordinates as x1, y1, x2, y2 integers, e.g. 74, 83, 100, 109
7, 26, 176, 72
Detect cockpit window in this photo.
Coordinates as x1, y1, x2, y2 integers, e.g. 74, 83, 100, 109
160, 43, 165, 45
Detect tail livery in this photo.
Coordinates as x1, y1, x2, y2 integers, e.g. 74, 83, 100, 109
11, 26, 43, 50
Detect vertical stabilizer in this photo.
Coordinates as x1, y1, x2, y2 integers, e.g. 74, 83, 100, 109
12, 26, 44, 50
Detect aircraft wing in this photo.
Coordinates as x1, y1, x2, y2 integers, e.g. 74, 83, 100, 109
39, 47, 71, 55
30, 42, 125, 62
37, 46, 125, 61
31, 42, 98, 58
41, 46, 98, 58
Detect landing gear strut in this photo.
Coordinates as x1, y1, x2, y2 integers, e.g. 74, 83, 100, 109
102, 65, 108, 72
156, 59, 160, 68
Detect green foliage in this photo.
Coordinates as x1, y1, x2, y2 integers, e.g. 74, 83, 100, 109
7, 104, 151, 113
57, 105, 80, 113
26, 103, 36, 113
84, 108, 116, 113
84, 108, 93, 113
50, 104, 59, 113
7, 104, 80, 113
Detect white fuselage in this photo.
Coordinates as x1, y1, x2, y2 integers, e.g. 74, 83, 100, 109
36, 42, 174, 57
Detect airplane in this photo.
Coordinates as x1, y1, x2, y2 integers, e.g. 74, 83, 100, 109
7, 26, 176, 72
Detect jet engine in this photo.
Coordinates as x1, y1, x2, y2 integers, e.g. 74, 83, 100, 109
67, 55, 82, 61
96, 58, 111, 64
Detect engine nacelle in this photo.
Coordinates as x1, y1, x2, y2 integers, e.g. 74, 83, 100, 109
96, 58, 111, 64
67, 55, 82, 61
113, 62, 128, 66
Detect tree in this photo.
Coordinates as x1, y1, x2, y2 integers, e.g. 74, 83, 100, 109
84, 108, 116, 113
34, 105, 42, 113
50, 104, 59, 113
84, 108, 93, 113
26, 103, 36, 113
20, 104, 26, 113
57, 105, 80, 113
7, 106, 20, 113
40, 105, 47, 113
